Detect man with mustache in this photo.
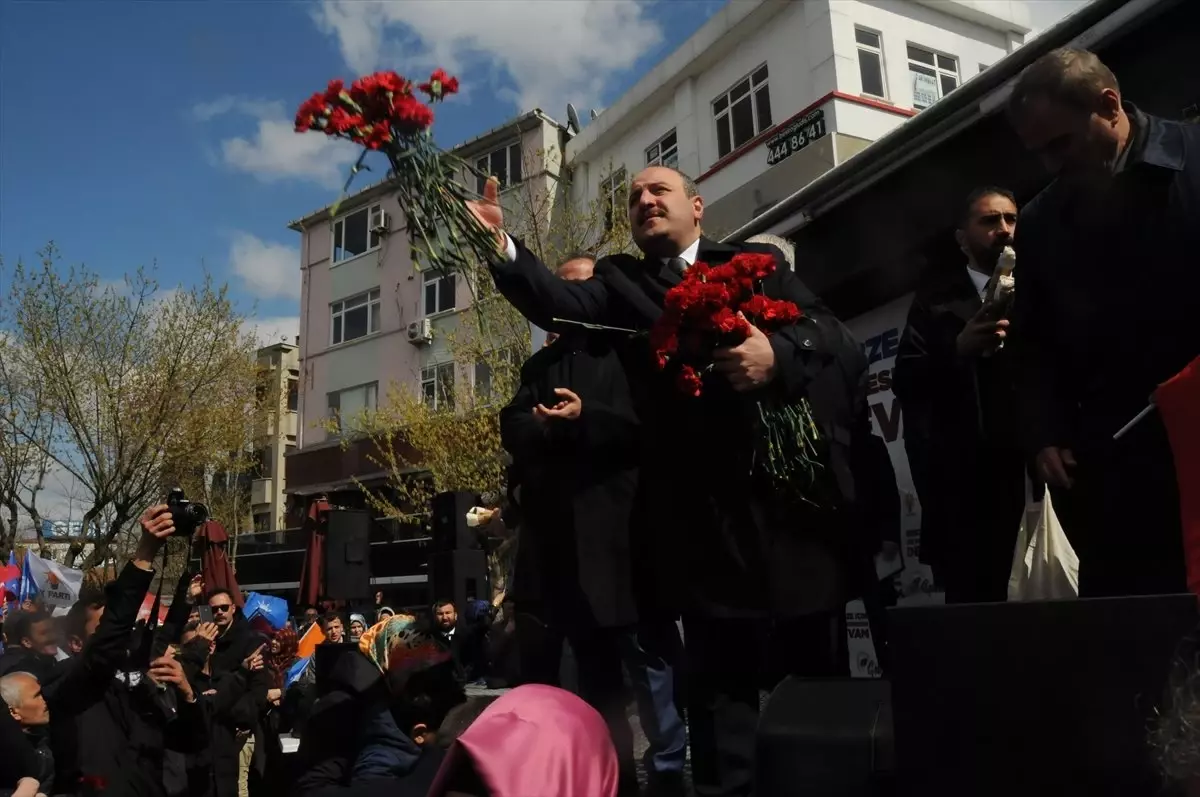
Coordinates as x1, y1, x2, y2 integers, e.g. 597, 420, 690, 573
1007, 48, 1200, 597
469, 167, 868, 797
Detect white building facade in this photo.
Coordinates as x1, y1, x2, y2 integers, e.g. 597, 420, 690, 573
565, 0, 1031, 237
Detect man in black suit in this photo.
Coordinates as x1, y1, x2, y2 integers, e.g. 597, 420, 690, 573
502, 253, 685, 797
468, 166, 868, 797
1007, 48, 1200, 597
894, 187, 1027, 604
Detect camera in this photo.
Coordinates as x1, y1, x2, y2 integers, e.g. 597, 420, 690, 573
165, 487, 208, 536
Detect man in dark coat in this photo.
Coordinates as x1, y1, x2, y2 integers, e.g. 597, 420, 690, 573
47, 504, 206, 797
469, 166, 868, 797
0, 610, 58, 681
1007, 48, 1200, 597
501, 253, 685, 796
894, 186, 1028, 603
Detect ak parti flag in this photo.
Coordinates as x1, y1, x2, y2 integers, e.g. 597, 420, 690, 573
296, 622, 326, 659
1155, 355, 1200, 595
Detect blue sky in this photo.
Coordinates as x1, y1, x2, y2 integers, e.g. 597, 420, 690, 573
0, 0, 728, 344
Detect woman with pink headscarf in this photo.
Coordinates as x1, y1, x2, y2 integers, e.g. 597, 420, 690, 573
427, 684, 620, 797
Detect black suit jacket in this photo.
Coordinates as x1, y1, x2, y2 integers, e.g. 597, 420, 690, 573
490, 236, 868, 618
501, 329, 640, 628
1012, 106, 1200, 455
894, 265, 1026, 572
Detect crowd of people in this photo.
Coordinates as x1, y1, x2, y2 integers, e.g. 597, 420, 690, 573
1, 46, 1197, 797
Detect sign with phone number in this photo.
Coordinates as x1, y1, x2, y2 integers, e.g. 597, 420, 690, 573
765, 108, 828, 167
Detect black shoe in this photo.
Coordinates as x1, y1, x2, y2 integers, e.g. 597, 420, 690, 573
645, 771, 687, 797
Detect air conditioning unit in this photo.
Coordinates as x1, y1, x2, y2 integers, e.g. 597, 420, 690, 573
407, 318, 433, 345
372, 210, 392, 235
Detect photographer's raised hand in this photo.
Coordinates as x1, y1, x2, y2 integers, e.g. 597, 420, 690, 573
133, 504, 175, 571
148, 654, 196, 703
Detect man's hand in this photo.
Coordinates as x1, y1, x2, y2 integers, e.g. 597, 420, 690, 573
956, 307, 1009, 357
714, 319, 777, 391
148, 655, 195, 702
1036, 446, 1076, 489
133, 504, 175, 569
196, 622, 219, 643
188, 574, 204, 601
242, 643, 265, 672
267, 687, 282, 706
465, 176, 507, 253
534, 388, 582, 421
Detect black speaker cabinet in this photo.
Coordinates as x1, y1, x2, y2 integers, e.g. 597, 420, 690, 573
429, 549, 488, 609
324, 509, 371, 600
431, 491, 480, 553
756, 677, 895, 797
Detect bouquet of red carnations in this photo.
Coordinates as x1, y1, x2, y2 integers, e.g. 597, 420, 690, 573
648, 252, 829, 503
295, 69, 497, 276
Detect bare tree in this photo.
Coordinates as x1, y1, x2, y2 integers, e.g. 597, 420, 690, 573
0, 244, 265, 569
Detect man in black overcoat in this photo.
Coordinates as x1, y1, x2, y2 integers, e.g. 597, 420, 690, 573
468, 166, 868, 797
894, 187, 1028, 603
1007, 48, 1200, 597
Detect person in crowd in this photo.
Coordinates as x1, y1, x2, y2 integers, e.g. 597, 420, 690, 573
427, 684, 621, 797
376, 607, 395, 623
1, 671, 53, 794
299, 608, 319, 636
432, 601, 488, 685
0, 610, 58, 680
1, 699, 44, 797
894, 187, 1028, 604
472, 164, 868, 796
319, 613, 345, 645
501, 252, 685, 796
45, 504, 206, 796
348, 615, 367, 644
291, 613, 468, 796
205, 588, 270, 797
1007, 47, 1200, 597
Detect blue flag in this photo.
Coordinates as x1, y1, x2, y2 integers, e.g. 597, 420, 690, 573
17, 554, 39, 604
284, 655, 312, 689
3, 551, 18, 600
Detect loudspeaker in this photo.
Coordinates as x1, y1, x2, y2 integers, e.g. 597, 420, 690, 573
756, 677, 895, 796
324, 509, 371, 600
431, 491, 480, 552
429, 549, 488, 609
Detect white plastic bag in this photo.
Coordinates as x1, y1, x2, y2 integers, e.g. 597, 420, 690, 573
1007, 478, 1080, 601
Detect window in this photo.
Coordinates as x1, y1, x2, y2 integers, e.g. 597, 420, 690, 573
646, 129, 679, 169
421, 363, 455, 411
253, 513, 271, 533
713, 65, 772, 159
475, 142, 524, 194
907, 45, 959, 110
286, 379, 299, 412
600, 168, 627, 231
423, 271, 456, 316
332, 203, 384, 264
330, 288, 381, 345
327, 382, 378, 431
855, 28, 887, 98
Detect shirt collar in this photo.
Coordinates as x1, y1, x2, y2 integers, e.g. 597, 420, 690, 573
663, 236, 702, 267
965, 267, 989, 299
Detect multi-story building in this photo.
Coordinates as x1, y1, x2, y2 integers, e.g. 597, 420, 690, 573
564, 0, 1031, 237
251, 340, 299, 531
284, 110, 568, 506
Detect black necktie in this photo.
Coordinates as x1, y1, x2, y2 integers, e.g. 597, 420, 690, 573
666, 257, 688, 277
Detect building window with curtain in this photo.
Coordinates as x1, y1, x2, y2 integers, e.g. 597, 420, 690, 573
713, 64, 772, 159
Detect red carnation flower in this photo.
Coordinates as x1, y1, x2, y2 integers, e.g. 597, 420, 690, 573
391, 94, 434, 131
676, 365, 703, 397
730, 252, 777, 281
419, 68, 460, 99
294, 92, 329, 132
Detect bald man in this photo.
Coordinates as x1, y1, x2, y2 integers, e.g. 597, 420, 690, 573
2, 671, 52, 794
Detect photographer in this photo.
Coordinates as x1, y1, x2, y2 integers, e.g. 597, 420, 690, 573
44, 504, 208, 796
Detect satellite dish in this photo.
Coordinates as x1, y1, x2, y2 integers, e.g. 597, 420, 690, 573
566, 103, 581, 135
589, 108, 599, 120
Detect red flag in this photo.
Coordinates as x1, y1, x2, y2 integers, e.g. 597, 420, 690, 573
1154, 355, 1200, 595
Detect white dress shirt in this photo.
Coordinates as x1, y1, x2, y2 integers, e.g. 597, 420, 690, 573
966, 267, 989, 301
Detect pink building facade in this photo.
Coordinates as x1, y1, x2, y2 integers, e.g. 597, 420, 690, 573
285, 110, 567, 500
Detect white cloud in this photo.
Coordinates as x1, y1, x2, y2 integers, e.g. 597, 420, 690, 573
192, 95, 360, 189
311, 0, 664, 114
250, 315, 301, 348
229, 233, 301, 302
